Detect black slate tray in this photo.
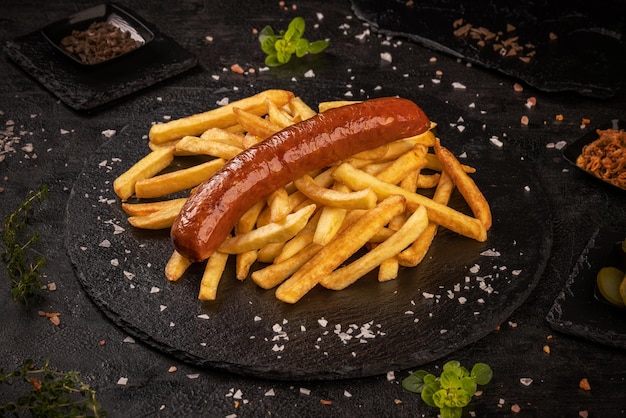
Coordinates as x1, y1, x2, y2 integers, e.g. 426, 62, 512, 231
3, 3, 197, 110
351, 0, 626, 98
65, 87, 552, 380
547, 229, 626, 349
563, 119, 626, 191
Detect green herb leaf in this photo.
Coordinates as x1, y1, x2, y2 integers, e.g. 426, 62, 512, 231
257, 17, 329, 67
0, 358, 106, 417
402, 369, 428, 393
471, 362, 493, 385
403, 361, 493, 417
2, 185, 49, 305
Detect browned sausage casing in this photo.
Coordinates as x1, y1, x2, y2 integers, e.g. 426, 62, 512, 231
171, 97, 431, 262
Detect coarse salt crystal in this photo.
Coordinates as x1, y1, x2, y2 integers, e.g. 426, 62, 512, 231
452, 82, 467, 89
117, 377, 128, 385
520, 377, 533, 386
489, 136, 504, 147
197, 314, 210, 320
265, 388, 275, 396
300, 387, 311, 395
123, 336, 135, 343
186, 373, 200, 379
387, 371, 395, 381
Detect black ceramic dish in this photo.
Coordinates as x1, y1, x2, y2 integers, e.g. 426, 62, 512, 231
3, 3, 197, 110
562, 119, 625, 191
65, 85, 553, 380
547, 229, 626, 350
41, 3, 154, 67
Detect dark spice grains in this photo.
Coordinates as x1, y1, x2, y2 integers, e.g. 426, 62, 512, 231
60, 21, 143, 64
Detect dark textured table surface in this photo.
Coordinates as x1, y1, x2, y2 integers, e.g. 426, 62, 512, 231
1, 1, 626, 417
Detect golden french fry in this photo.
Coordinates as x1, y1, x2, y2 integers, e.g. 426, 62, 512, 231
218, 204, 316, 254
275, 195, 406, 303
113, 147, 175, 200
149, 89, 294, 144
398, 171, 455, 267
294, 174, 377, 210
236, 200, 266, 234
274, 231, 315, 264
318, 100, 361, 113
321, 205, 428, 290
267, 187, 291, 222
122, 197, 188, 216
134, 158, 225, 199
424, 152, 475, 173
416, 173, 441, 189
288, 97, 317, 120
332, 162, 487, 242
198, 251, 229, 300
267, 98, 298, 128
200, 127, 245, 148
313, 204, 347, 245
256, 241, 285, 263
233, 107, 283, 139
434, 139, 492, 229
252, 243, 323, 289
127, 198, 187, 229
378, 256, 400, 282
375, 144, 427, 185
149, 139, 197, 157
236, 251, 257, 280
175, 136, 243, 159
165, 250, 192, 282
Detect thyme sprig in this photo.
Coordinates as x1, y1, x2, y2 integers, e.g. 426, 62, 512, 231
0, 358, 106, 417
2, 185, 49, 304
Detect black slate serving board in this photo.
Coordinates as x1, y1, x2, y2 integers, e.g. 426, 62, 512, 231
351, 0, 626, 98
3, 3, 197, 111
65, 87, 552, 380
547, 229, 626, 349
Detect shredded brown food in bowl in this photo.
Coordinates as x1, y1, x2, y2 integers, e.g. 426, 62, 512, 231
576, 128, 626, 190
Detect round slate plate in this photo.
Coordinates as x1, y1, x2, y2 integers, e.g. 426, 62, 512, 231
65, 89, 552, 380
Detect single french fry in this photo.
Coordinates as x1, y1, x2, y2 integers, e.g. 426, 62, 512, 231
294, 174, 377, 210
127, 198, 187, 229
313, 204, 347, 246
267, 98, 298, 128
236, 200, 266, 234
200, 127, 245, 148
378, 256, 400, 282
398, 171, 455, 267
252, 243, 323, 289
122, 198, 188, 216
416, 173, 441, 189
175, 135, 243, 159
233, 107, 283, 139
274, 231, 315, 264
375, 144, 427, 185
288, 96, 317, 120
275, 195, 406, 304
218, 204, 316, 254
256, 241, 285, 263
318, 100, 361, 113
236, 251, 257, 280
332, 163, 487, 242
198, 251, 229, 300
149, 139, 197, 156
165, 250, 192, 282
134, 158, 225, 199
113, 147, 175, 200
267, 187, 291, 222
149, 89, 294, 144
424, 152, 475, 173
434, 139, 492, 229
320, 205, 428, 290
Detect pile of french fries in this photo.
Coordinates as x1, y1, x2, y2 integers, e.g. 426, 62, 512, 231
113, 89, 491, 304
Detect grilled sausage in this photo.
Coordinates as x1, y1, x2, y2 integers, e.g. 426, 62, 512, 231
171, 97, 431, 262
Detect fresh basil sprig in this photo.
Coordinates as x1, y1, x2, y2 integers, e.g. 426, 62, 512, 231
402, 360, 493, 418
259, 17, 329, 67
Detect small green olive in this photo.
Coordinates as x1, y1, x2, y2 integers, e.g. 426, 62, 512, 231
597, 266, 626, 307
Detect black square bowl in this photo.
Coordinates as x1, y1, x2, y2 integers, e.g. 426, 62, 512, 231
41, 3, 155, 67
